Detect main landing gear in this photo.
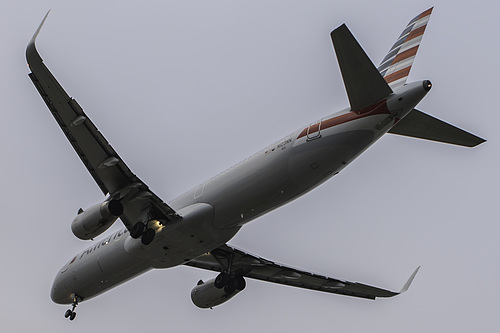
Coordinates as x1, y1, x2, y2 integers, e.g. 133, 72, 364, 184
214, 272, 246, 295
130, 222, 155, 245
64, 295, 82, 321
210, 248, 246, 295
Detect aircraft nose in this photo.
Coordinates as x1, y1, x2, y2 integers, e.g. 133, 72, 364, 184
50, 271, 72, 304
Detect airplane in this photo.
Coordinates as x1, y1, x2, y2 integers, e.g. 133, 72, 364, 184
27, 8, 485, 321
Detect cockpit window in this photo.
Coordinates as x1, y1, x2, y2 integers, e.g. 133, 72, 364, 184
61, 255, 77, 273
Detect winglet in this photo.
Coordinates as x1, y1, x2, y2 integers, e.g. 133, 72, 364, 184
399, 266, 420, 294
27, 10, 50, 66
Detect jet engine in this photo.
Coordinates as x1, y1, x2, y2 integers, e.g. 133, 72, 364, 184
191, 277, 245, 309
71, 200, 123, 240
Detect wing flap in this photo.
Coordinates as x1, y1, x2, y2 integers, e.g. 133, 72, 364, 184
186, 245, 417, 300
27, 15, 134, 195
28, 72, 132, 194
27, 13, 180, 229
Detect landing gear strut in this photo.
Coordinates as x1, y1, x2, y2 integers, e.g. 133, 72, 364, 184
214, 272, 230, 288
64, 295, 82, 321
214, 272, 246, 295
130, 222, 155, 245
211, 249, 246, 295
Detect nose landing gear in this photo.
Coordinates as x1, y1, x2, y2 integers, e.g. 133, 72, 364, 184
64, 295, 82, 321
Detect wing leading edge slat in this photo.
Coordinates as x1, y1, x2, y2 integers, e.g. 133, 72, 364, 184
27, 73, 134, 195
26, 12, 180, 229
186, 245, 418, 300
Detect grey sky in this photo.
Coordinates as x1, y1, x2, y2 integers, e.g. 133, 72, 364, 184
1, 0, 497, 331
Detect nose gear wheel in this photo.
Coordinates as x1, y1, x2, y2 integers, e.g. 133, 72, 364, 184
64, 295, 82, 321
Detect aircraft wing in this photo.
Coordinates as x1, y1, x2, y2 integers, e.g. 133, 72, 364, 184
26, 12, 180, 228
186, 245, 419, 300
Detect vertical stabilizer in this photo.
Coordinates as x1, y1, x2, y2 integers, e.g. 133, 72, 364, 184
378, 8, 433, 88
331, 25, 393, 111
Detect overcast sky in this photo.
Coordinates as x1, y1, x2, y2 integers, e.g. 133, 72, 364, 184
1, 0, 498, 331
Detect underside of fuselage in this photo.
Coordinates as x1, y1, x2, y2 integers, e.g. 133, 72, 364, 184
51, 83, 428, 305
29, 7, 484, 320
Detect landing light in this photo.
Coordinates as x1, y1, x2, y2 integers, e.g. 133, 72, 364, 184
150, 220, 164, 232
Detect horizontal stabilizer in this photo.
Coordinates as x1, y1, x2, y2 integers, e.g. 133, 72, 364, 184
389, 109, 486, 147
331, 24, 393, 111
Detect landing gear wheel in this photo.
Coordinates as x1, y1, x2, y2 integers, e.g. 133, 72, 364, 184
235, 275, 246, 291
141, 228, 155, 245
64, 294, 81, 321
224, 278, 238, 295
130, 222, 146, 239
214, 272, 230, 289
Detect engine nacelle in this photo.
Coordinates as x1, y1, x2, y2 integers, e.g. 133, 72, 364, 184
191, 278, 242, 309
71, 200, 123, 240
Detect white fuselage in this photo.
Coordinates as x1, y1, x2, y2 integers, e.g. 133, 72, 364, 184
50, 81, 429, 305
